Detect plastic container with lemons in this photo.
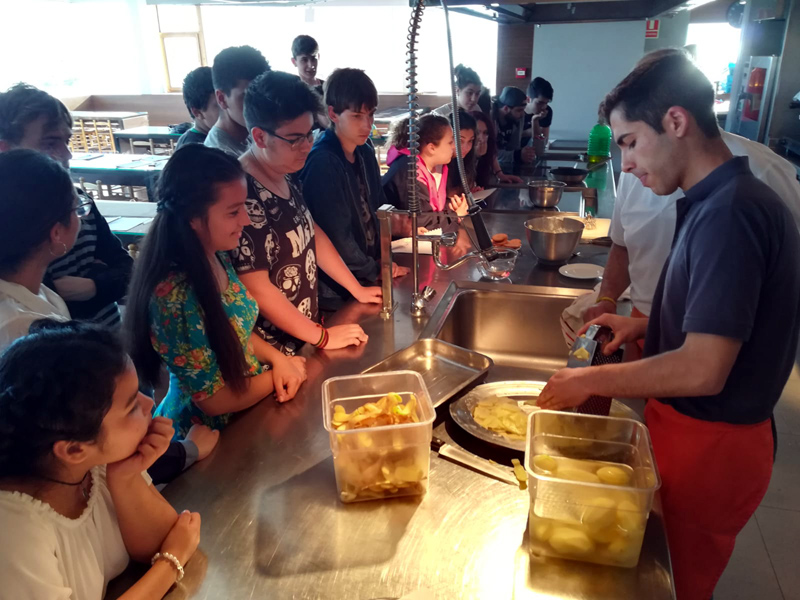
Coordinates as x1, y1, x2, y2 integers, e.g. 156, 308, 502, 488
525, 410, 661, 568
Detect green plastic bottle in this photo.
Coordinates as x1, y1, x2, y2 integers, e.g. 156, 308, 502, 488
587, 118, 612, 163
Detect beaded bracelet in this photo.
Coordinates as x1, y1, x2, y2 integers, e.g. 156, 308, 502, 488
151, 551, 184, 582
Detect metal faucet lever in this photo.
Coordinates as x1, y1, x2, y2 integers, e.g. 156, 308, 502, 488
417, 232, 457, 247
377, 205, 488, 316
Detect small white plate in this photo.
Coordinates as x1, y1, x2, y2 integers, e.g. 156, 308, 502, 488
559, 263, 604, 279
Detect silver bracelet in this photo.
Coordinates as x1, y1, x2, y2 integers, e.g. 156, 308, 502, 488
151, 551, 185, 582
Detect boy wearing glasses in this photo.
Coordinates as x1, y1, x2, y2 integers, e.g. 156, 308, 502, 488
300, 68, 408, 311
0, 83, 133, 327
205, 45, 270, 157
232, 71, 382, 355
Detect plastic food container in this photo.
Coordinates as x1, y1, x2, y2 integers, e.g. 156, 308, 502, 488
524, 410, 661, 568
322, 370, 435, 503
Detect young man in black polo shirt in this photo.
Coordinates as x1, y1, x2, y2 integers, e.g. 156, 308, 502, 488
538, 51, 800, 599
300, 68, 408, 312
176, 66, 219, 149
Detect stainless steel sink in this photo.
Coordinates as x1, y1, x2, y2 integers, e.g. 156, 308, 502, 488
420, 281, 583, 382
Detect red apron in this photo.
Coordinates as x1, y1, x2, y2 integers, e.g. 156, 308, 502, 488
644, 400, 773, 600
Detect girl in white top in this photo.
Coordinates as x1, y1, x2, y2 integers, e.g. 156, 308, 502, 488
0, 320, 201, 599
0, 149, 80, 351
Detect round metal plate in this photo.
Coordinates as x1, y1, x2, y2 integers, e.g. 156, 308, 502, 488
449, 381, 641, 451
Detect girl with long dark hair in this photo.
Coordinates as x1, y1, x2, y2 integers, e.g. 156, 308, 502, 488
125, 145, 306, 439
446, 110, 477, 197
472, 110, 500, 189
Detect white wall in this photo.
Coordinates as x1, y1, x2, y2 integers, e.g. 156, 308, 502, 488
532, 21, 646, 140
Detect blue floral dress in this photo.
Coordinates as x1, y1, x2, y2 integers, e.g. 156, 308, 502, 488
151, 253, 262, 438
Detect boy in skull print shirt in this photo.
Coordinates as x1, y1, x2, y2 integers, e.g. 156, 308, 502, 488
232, 174, 318, 355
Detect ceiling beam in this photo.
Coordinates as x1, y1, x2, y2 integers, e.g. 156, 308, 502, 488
423, 0, 690, 23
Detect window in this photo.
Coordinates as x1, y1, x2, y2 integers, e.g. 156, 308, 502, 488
686, 23, 741, 94
199, 3, 497, 95
156, 5, 207, 92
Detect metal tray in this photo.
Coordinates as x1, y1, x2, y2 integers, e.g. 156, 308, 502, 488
450, 381, 641, 451
362, 339, 492, 408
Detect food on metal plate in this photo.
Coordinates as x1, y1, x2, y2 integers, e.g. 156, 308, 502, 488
472, 396, 528, 440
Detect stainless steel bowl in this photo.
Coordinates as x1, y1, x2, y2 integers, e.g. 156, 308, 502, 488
527, 180, 566, 208
524, 217, 585, 265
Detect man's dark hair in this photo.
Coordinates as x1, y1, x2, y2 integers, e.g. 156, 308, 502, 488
211, 46, 270, 96
292, 35, 319, 58
454, 64, 482, 90
0, 83, 72, 145
244, 71, 323, 132
601, 48, 719, 139
324, 68, 378, 116
182, 66, 215, 119
527, 77, 553, 101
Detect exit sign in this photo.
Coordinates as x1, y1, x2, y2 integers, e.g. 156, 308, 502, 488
646, 19, 660, 39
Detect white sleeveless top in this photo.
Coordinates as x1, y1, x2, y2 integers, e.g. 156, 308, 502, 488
0, 466, 131, 600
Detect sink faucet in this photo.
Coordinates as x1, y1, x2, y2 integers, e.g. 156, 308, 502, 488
377, 204, 497, 318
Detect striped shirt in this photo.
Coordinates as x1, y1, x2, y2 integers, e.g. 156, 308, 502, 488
45, 190, 133, 327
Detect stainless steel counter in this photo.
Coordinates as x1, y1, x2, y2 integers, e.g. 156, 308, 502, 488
107, 213, 673, 600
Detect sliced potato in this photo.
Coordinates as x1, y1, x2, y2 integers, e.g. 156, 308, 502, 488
472, 396, 528, 440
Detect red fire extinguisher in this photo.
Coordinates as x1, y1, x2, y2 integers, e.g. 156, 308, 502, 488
742, 67, 766, 120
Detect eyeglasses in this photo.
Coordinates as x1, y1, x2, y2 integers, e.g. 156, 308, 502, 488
74, 197, 92, 219
266, 129, 315, 151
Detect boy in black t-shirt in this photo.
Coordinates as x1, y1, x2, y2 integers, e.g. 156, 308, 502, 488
176, 66, 219, 149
